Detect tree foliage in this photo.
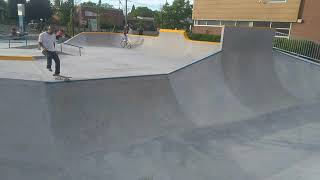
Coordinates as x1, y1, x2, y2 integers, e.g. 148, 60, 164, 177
8, 0, 25, 18
130, 5, 135, 14
0, 0, 8, 23
155, 0, 192, 30
25, 0, 53, 22
80, 1, 96, 7
80, 1, 113, 9
6, 0, 52, 22
100, 3, 113, 9
56, 0, 73, 25
0, 0, 7, 11
128, 6, 154, 18
54, 0, 60, 7
0, 0, 7, 9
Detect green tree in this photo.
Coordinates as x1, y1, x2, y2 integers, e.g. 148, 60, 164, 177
56, 0, 73, 25
80, 1, 97, 7
130, 4, 135, 13
54, 0, 60, 7
25, 0, 53, 22
80, 1, 113, 9
67, 8, 73, 35
101, 3, 113, 8
0, 0, 8, 23
128, 6, 154, 18
0, 0, 6, 6
8, 0, 25, 18
155, 0, 192, 30
0, 0, 7, 9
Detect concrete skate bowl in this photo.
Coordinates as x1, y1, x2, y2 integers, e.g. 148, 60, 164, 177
63, 29, 219, 60
2, 27, 320, 180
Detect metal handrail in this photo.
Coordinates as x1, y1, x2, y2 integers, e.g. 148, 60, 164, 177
0, 36, 28, 48
59, 42, 83, 56
63, 42, 83, 49
8, 37, 28, 48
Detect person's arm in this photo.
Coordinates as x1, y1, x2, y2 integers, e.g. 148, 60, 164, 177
38, 34, 47, 51
39, 42, 47, 51
53, 35, 56, 49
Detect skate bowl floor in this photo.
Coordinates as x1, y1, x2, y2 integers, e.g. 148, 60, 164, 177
1, 28, 320, 180
0, 29, 221, 81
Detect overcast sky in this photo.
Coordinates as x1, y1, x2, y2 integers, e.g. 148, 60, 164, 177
75, 0, 177, 10
6, 0, 190, 11
4, 0, 180, 10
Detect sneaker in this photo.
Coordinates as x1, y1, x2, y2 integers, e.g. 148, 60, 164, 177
53, 73, 60, 76
47, 68, 52, 72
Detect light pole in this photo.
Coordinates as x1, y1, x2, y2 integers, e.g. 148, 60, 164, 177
17, 0, 30, 33
125, 0, 128, 26
71, 0, 75, 36
97, 0, 101, 31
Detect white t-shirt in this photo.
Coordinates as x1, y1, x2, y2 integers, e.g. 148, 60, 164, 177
38, 32, 56, 51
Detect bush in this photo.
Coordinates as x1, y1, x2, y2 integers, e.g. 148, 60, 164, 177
187, 33, 221, 42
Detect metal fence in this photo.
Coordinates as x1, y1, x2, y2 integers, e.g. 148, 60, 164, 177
273, 38, 320, 62
0, 35, 32, 48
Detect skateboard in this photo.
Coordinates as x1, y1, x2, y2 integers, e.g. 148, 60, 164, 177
54, 75, 72, 81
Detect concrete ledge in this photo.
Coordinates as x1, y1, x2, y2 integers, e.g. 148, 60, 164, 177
0, 55, 34, 61
160, 29, 220, 44
159, 29, 186, 33
80, 31, 157, 38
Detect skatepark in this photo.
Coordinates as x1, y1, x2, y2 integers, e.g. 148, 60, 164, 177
1, 27, 320, 180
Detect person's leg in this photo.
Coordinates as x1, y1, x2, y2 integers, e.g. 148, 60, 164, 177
124, 34, 128, 42
46, 51, 53, 71
52, 52, 60, 75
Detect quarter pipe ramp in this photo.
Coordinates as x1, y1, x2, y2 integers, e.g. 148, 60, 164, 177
1, 28, 320, 180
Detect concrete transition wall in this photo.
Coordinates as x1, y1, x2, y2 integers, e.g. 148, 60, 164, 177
2, 27, 320, 180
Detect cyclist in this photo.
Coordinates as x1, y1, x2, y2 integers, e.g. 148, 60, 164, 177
123, 24, 129, 43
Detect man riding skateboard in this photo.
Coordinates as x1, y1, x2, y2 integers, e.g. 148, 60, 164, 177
38, 26, 60, 76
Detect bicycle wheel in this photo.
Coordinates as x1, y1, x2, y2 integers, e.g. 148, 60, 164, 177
126, 43, 132, 49
120, 41, 126, 48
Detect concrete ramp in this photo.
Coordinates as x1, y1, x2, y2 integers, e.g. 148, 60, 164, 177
1, 27, 320, 180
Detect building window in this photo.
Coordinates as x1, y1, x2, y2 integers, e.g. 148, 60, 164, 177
236, 21, 253, 27
271, 22, 291, 38
221, 21, 236, 26
253, 21, 271, 27
271, 22, 290, 29
198, 20, 207, 25
207, 20, 220, 26
193, 20, 291, 38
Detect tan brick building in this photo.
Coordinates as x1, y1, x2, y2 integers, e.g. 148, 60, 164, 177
193, 0, 320, 42
76, 6, 124, 29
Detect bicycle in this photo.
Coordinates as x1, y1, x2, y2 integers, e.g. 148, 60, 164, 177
120, 36, 132, 49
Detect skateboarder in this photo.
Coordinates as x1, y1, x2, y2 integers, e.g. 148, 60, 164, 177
38, 26, 60, 76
